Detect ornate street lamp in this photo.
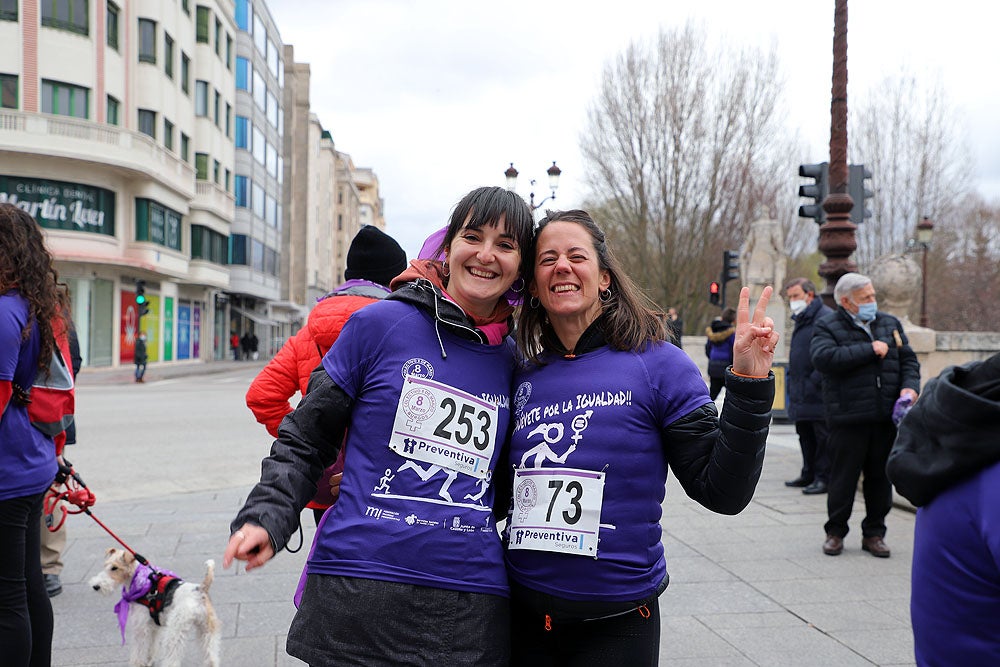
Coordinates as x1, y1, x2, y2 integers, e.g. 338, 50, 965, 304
505, 161, 561, 211
916, 216, 934, 327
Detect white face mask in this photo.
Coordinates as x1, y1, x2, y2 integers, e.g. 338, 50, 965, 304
789, 299, 807, 315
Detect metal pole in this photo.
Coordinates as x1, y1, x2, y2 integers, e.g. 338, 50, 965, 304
920, 244, 929, 327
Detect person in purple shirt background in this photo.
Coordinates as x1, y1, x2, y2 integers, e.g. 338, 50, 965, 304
0, 203, 69, 667
224, 186, 534, 666
508, 209, 777, 665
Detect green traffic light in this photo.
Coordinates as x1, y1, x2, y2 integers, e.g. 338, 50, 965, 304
136, 294, 147, 304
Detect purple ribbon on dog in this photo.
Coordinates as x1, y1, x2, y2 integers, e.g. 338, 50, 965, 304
114, 563, 177, 644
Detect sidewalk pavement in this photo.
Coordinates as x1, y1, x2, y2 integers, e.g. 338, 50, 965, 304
53, 362, 917, 666
75, 358, 268, 386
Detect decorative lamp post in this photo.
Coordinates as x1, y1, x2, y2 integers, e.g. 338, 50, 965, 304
916, 216, 934, 327
505, 161, 561, 211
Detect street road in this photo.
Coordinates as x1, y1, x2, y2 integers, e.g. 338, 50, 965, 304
71, 366, 270, 501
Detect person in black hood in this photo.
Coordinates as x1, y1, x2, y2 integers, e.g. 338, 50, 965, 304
887, 352, 1000, 666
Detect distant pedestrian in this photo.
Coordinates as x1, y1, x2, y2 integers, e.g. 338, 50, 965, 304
704, 308, 736, 400
230, 331, 240, 361
239, 332, 250, 360
665, 306, 684, 348
887, 352, 1000, 666
249, 332, 259, 361
0, 202, 68, 665
783, 278, 833, 495
810, 272, 920, 558
133, 331, 148, 383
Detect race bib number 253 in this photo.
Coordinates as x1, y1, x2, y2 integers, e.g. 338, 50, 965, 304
389, 376, 498, 479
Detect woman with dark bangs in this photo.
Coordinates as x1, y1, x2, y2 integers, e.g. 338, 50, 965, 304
225, 186, 535, 665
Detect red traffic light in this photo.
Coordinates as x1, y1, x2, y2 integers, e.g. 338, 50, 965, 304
709, 281, 720, 294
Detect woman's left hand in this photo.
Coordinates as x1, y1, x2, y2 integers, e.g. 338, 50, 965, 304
731, 286, 779, 378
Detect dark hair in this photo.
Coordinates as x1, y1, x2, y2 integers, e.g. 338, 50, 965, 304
435, 186, 535, 281
782, 277, 816, 295
517, 209, 666, 363
0, 203, 70, 373
721, 307, 737, 324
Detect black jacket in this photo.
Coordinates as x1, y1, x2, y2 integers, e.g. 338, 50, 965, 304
232, 279, 510, 551
887, 354, 1000, 507
786, 298, 833, 422
810, 307, 920, 425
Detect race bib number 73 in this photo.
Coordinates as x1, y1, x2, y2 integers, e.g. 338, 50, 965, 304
509, 467, 605, 556
388, 376, 498, 479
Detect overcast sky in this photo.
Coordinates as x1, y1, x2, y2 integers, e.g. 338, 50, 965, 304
266, 0, 1000, 259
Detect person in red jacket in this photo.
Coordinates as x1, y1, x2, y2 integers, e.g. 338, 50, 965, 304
245, 225, 407, 524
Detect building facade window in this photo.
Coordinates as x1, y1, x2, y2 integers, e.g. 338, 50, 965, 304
230, 234, 248, 265
163, 118, 174, 150
164, 33, 174, 78
137, 109, 156, 138
181, 53, 190, 94
214, 17, 221, 56
106, 2, 119, 50
226, 34, 233, 70
213, 159, 220, 184
41, 0, 89, 35
106, 95, 119, 124
41, 79, 89, 119
234, 115, 249, 149
138, 18, 156, 63
252, 125, 264, 164
234, 174, 248, 207
267, 38, 279, 77
225, 102, 232, 137
234, 0, 248, 31
180, 133, 190, 162
252, 13, 265, 54
135, 198, 182, 251
1, 0, 17, 21
235, 57, 251, 91
195, 80, 208, 116
191, 225, 228, 264
224, 168, 231, 192
213, 89, 220, 126
252, 71, 265, 110
266, 90, 277, 128
251, 181, 264, 219
0, 73, 17, 109
195, 5, 209, 43
195, 152, 208, 180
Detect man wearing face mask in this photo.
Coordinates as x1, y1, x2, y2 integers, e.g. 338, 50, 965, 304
783, 278, 833, 495
810, 273, 920, 558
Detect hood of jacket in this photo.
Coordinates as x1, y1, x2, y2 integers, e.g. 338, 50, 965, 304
887, 354, 1000, 506
705, 322, 735, 342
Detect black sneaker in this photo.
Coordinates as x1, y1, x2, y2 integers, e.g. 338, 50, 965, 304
43, 573, 62, 597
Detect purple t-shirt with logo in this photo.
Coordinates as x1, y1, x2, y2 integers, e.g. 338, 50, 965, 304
0, 292, 58, 501
312, 299, 513, 596
507, 342, 710, 602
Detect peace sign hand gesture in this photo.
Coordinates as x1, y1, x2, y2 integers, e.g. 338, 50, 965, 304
731, 286, 779, 378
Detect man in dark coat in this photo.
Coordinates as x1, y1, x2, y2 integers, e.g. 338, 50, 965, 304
783, 278, 833, 495
810, 272, 920, 558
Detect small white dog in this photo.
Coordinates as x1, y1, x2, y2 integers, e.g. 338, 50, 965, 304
89, 547, 221, 667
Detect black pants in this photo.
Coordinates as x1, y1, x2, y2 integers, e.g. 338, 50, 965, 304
0, 492, 53, 667
795, 419, 830, 484
708, 376, 725, 400
824, 421, 896, 539
510, 586, 660, 666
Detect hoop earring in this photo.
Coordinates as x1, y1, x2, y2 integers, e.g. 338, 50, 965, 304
510, 277, 525, 294
599, 288, 612, 303
529, 296, 540, 309
442, 262, 450, 277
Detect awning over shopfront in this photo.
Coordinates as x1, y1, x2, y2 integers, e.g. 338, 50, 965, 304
231, 306, 281, 327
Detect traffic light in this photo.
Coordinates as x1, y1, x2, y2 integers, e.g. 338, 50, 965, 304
709, 281, 721, 306
136, 280, 150, 317
798, 162, 829, 224
722, 250, 740, 284
848, 163, 874, 225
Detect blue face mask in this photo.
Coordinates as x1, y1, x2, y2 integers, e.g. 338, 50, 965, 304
855, 301, 877, 322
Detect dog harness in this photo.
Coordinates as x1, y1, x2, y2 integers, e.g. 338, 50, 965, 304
139, 571, 183, 626
115, 563, 182, 643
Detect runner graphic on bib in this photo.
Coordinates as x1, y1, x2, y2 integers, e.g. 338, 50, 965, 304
385, 375, 498, 506
509, 410, 606, 556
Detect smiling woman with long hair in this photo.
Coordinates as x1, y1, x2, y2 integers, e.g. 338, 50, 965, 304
225, 186, 535, 665
0, 203, 69, 666
506, 209, 778, 665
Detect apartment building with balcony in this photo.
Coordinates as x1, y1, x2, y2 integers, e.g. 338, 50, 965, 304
0, 0, 237, 366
